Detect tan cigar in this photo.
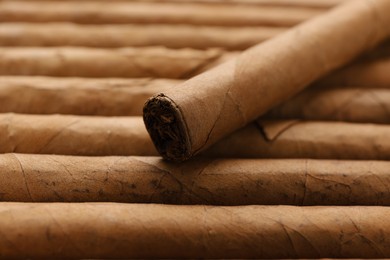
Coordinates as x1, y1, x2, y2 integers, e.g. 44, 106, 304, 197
0, 47, 234, 78
12, 0, 346, 9
1, 77, 389, 124
138, 0, 348, 8
0, 114, 389, 159
318, 56, 390, 88
143, 0, 390, 161
0, 1, 322, 26
0, 23, 285, 50
206, 119, 390, 160
0, 76, 179, 115
0, 114, 158, 156
0, 203, 390, 258
266, 87, 390, 124
3, 153, 390, 206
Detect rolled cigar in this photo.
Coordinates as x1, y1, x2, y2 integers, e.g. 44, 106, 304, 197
138, 0, 348, 8
3, 153, 390, 206
266, 87, 390, 124
0, 114, 389, 160
0, 47, 234, 78
143, 0, 390, 161
11, 0, 346, 9
0, 23, 285, 50
0, 114, 158, 156
318, 57, 390, 88
1, 77, 389, 124
206, 119, 390, 160
0, 1, 322, 26
1, 203, 390, 258
0, 76, 178, 115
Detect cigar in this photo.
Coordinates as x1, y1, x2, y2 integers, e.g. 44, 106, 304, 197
0, 1, 322, 26
16, 0, 346, 9
0, 47, 234, 78
3, 153, 390, 206
0, 114, 158, 156
143, 0, 390, 161
1, 77, 389, 124
139, 0, 348, 9
318, 56, 390, 88
0, 76, 179, 115
266, 87, 390, 124
0, 23, 285, 50
0, 114, 389, 159
206, 119, 390, 160
0, 203, 390, 258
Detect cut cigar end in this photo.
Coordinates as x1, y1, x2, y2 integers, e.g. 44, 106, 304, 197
143, 94, 191, 162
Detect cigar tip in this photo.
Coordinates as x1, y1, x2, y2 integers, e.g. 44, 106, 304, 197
143, 94, 191, 162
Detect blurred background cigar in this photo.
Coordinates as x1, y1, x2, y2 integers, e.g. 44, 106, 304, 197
0, 47, 234, 78
0, 76, 177, 116
8, 0, 346, 9
0, 203, 389, 258
0, 23, 285, 50
0, 1, 322, 26
2, 153, 390, 206
0, 76, 388, 124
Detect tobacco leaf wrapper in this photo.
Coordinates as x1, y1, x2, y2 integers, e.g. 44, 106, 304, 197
2, 153, 390, 206
0, 115, 389, 159
0, 1, 321, 26
0, 203, 390, 258
17, 0, 345, 9
0, 47, 234, 78
206, 119, 390, 160
0, 114, 157, 156
0, 76, 178, 116
266, 87, 390, 124
317, 56, 390, 88
143, 0, 390, 161
0, 23, 284, 50
0, 76, 389, 122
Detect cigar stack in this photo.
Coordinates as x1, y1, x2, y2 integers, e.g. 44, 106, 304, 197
1, 0, 390, 258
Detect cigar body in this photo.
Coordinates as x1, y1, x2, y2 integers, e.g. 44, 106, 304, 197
0, 114, 157, 156
0, 77, 389, 123
318, 57, 390, 88
3, 153, 390, 206
0, 1, 321, 26
0, 203, 390, 258
0, 47, 232, 78
266, 87, 390, 124
0, 76, 178, 115
0, 115, 389, 160
0, 23, 284, 50
12, 0, 345, 9
207, 120, 390, 160
139, 0, 347, 8
0, 76, 389, 122
143, 0, 390, 161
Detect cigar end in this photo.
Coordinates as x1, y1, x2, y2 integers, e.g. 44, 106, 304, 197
143, 94, 191, 162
